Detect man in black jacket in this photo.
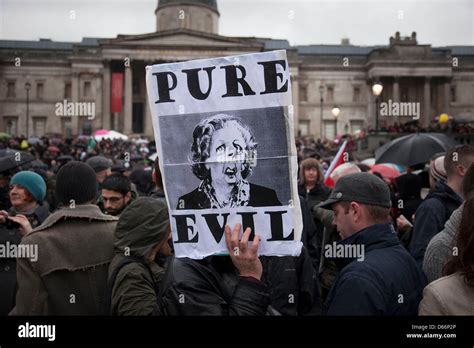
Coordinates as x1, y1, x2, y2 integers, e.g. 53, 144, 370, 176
319, 172, 426, 315
159, 219, 321, 315
409, 145, 474, 267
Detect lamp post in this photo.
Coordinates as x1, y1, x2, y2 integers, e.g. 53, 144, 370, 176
319, 84, 324, 139
372, 82, 383, 133
25, 82, 31, 138
331, 105, 340, 137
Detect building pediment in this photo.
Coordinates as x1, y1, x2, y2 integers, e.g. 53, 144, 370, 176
99, 29, 263, 50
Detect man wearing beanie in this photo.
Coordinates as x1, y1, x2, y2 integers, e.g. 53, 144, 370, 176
86, 155, 113, 184
318, 172, 426, 315
107, 197, 172, 315
11, 161, 118, 315
0, 171, 50, 316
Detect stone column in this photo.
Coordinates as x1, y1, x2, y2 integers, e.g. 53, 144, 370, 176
393, 77, 400, 102
423, 77, 431, 127
124, 65, 133, 135
71, 72, 80, 135
102, 61, 111, 130
367, 84, 375, 131
444, 79, 451, 115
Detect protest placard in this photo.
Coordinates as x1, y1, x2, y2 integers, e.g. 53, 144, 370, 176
146, 50, 302, 259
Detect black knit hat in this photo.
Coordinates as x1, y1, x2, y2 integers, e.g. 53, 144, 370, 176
55, 161, 98, 205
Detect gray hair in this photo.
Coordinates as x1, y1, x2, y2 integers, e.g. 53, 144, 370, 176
189, 114, 257, 180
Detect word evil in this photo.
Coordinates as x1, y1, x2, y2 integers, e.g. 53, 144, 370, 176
18, 322, 56, 342
173, 210, 294, 243
152, 59, 289, 103
55, 99, 96, 120
379, 99, 420, 120
0, 241, 38, 262
324, 242, 365, 262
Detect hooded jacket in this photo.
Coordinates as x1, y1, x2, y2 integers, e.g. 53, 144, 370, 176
108, 197, 170, 316
11, 204, 117, 315
409, 181, 463, 267
323, 223, 426, 315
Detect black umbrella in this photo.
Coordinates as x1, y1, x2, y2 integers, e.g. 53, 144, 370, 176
56, 155, 74, 162
375, 133, 459, 167
0, 149, 35, 173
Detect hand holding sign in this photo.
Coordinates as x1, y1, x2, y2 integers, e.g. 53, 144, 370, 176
225, 223, 262, 280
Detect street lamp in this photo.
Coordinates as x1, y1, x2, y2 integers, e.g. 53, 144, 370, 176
319, 85, 324, 139
372, 82, 383, 132
25, 82, 31, 139
332, 105, 340, 137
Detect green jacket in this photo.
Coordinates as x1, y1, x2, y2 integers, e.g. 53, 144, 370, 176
107, 197, 170, 316
108, 255, 165, 315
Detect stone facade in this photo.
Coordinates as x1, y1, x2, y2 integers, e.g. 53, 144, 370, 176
0, 2, 473, 139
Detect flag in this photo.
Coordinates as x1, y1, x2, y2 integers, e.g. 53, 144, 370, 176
324, 140, 348, 188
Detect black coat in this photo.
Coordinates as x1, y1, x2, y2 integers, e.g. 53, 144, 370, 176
409, 181, 463, 267
177, 183, 281, 209
0, 202, 50, 315
323, 223, 426, 315
158, 247, 321, 316
298, 184, 330, 211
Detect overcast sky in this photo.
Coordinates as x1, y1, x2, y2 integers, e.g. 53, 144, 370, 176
0, 0, 472, 46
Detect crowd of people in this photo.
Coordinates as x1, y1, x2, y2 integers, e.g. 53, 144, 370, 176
0, 132, 473, 316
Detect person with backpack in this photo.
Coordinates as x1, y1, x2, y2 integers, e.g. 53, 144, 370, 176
108, 197, 172, 315
409, 145, 474, 267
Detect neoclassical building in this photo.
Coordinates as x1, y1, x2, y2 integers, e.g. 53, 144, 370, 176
1, 0, 473, 139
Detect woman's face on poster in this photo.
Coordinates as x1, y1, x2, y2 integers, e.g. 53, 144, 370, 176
206, 123, 246, 186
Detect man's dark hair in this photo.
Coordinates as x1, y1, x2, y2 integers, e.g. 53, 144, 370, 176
444, 144, 474, 177
101, 173, 131, 195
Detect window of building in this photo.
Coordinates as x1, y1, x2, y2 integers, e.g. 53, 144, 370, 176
298, 120, 310, 136
33, 117, 47, 137
353, 86, 361, 102
326, 86, 334, 102
64, 83, 72, 99
324, 120, 336, 140
450, 86, 456, 103
83, 81, 92, 98
350, 120, 363, 134
36, 82, 44, 100
82, 121, 92, 135
4, 117, 18, 136
6, 81, 16, 98
62, 119, 72, 138
299, 85, 308, 102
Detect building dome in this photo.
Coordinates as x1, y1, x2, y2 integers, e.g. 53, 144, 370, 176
155, 0, 220, 33
157, 0, 218, 14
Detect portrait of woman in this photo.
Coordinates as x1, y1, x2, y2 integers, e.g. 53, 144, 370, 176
177, 114, 281, 209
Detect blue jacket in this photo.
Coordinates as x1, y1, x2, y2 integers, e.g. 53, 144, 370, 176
409, 181, 463, 267
323, 223, 426, 315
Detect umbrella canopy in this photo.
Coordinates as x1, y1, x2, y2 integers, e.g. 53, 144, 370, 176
95, 129, 109, 136
47, 145, 60, 153
56, 155, 74, 162
95, 130, 128, 141
0, 149, 35, 173
28, 136, 43, 146
370, 164, 402, 180
375, 133, 459, 167
361, 158, 375, 166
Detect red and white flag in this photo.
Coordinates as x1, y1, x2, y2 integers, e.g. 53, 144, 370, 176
324, 140, 348, 188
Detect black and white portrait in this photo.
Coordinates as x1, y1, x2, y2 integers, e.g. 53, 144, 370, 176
177, 113, 281, 209
159, 107, 291, 210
